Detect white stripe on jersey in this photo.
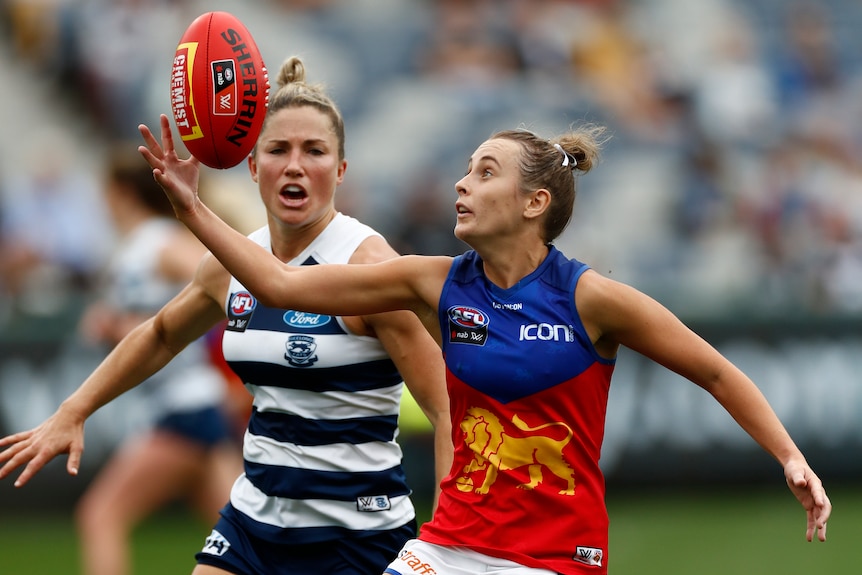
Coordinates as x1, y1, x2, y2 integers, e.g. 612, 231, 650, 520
243, 430, 403, 472
249, 383, 403, 420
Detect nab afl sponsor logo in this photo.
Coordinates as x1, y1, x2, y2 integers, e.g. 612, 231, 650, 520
211, 59, 237, 115
226, 290, 256, 332
447, 305, 489, 346
283, 310, 331, 329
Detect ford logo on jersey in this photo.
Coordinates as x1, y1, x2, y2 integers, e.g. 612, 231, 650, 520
283, 310, 331, 328
447, 305, 489, 346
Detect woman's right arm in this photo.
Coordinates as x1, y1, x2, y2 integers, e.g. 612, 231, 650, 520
0, 254, 228, 487
139, 116, 441, 318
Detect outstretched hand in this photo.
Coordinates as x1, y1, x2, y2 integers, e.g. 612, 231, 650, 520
784, 459, 831, 542
138, 114, 202, 218
0, 408, 86, 488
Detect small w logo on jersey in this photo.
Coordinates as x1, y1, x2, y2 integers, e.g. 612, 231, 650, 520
573, 546, 603, 567
200, 529, 231, 557
356, 495, 391, 512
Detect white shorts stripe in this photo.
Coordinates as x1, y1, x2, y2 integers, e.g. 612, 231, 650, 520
386, 540, 557, 575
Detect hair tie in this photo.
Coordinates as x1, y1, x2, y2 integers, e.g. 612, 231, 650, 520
553, 143, 576, 169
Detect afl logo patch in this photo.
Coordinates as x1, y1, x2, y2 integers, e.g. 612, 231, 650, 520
447, 305, 489, 346
448, 306, 489, 328
211, 59, 237, 115
227, 291, 256, 332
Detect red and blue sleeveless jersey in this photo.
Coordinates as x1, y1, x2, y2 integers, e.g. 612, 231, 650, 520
420, 246, 615, 574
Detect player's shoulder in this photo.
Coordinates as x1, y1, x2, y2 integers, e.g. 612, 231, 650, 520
576, 268, 653, 329
576, 268, 622, 300
195, 250, 233, 300
349, 234, 398, 264
337, 213, 398, 264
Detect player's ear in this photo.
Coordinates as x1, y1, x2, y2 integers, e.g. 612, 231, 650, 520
524, 188, 551, 220
336, 159, 347, 185
248, 153, 259, 183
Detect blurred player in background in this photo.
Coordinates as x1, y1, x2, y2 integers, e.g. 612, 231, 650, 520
133, 116, 830, 575
74, 146, 243, 575
0, 56, 451, 575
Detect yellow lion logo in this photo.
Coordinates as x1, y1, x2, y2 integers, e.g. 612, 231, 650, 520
457, 406, 576, 495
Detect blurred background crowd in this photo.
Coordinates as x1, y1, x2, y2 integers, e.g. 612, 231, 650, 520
1, 0, 861, 491
3, 0, 862, 324
5, 0, 862, 316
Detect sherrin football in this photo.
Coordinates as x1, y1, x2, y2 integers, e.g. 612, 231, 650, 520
170, 12, 270, 169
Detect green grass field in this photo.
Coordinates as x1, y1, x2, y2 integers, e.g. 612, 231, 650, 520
606, 484, 856, 574
1, 484, 856, 574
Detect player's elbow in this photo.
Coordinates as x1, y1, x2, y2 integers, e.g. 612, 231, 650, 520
253, 288, 287, 310
149, 315, 186, 357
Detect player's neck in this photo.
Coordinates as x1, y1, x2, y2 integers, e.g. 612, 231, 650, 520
480, 243, 550, 290
268, 210, 337, 262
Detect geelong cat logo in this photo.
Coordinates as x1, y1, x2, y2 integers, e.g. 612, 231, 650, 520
284, 335, 318, 367
447, 305, 489, 346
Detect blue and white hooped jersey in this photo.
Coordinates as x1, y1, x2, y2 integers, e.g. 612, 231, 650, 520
221, 213, 414, 544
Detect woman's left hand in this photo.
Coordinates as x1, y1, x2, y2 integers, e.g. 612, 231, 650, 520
784, 458, 831, 542
138, 114, 202, 218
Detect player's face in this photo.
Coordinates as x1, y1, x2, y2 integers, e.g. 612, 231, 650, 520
453, 138, 526, 246
249, 106, 346, 229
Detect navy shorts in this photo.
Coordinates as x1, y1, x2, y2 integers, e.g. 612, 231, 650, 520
195, 506, 417, 575
154, 406, 233, 448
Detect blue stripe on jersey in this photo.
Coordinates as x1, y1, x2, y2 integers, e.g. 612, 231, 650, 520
228, 359, 403, 392
221, 503, 404, 543
244, 461, 412, 501
248, 407, 398, 445
245, 305, 348, 335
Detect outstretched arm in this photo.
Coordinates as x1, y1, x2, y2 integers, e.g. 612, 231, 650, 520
577, 271, 832, 541
0, 266, 224, 487
138, 115, 435, 318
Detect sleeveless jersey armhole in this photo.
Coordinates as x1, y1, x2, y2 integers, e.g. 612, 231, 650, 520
436, 255, 462, 334
570, 265, 616, 365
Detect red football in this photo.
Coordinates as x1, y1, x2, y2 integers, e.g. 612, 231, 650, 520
170, 11, 270, 169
